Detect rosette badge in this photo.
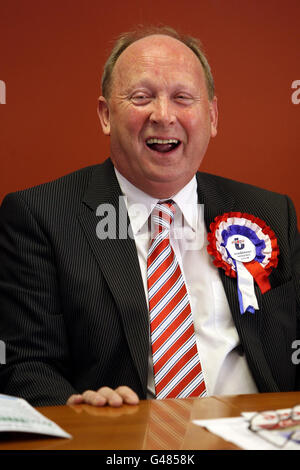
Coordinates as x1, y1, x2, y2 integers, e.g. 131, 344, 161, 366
207, 212, 279, 314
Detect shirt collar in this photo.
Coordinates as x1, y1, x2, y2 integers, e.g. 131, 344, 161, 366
114, 168, 198, 235
172, 177, 198, 232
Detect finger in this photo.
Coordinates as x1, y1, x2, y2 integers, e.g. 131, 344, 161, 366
114, 386, 139, 405
81, 389, 107, 406
96, 387, 124, 407
66, 394, 84, 405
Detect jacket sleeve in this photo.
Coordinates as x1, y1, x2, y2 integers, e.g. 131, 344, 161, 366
0, 192, 78, 405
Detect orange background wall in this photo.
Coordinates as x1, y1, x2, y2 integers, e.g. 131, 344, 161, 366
1, 0, 300, 222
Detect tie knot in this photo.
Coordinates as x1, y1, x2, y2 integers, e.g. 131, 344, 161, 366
152, 200, 176, 234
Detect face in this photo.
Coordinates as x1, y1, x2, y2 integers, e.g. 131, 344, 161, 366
98, 35, 218, 198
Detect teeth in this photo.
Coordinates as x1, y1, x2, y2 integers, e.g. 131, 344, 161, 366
146, 138, 179, 144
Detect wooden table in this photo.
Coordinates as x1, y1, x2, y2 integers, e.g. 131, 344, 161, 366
0, 391, 299, 450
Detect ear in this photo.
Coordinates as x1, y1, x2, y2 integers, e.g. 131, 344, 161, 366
209, 96, 218, 138
97, 96, 111, 136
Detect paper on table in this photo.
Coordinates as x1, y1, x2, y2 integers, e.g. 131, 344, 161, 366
0, 394, 71, 439
193, 410, 300, 450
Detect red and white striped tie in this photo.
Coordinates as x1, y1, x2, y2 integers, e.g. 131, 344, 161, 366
147, 201, 207, 399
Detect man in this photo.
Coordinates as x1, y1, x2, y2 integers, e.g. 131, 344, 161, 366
0, 27, 299, 408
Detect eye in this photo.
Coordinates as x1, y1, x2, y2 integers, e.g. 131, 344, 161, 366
130, 93, 152, 105
174, 93, 194, 104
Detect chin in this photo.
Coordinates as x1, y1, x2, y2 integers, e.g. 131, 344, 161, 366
146, 169, 182, 184
146, 172, 191, 195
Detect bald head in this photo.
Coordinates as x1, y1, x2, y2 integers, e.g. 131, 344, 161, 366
111, 34, 208, 101
101, 26, 215, 101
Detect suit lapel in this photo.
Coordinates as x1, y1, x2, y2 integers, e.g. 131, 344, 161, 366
196, 172, 279, 392
77, 159, 149, 395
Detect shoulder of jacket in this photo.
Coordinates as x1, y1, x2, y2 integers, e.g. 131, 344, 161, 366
197, 171, 286, 201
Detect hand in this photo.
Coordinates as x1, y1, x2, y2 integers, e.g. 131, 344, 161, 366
66, 386, 140, 408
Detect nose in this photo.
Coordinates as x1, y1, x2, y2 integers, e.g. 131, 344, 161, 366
149, 96, 176, 126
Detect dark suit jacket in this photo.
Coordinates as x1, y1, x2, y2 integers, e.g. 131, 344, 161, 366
0, 158, 299, 406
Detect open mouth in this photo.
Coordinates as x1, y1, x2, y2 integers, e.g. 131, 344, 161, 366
146, 138, 181, 153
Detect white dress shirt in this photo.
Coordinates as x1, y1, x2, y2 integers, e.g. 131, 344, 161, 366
115, 168, 258, 397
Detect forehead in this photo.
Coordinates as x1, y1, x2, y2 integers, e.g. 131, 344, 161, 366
112, 35, 205, 88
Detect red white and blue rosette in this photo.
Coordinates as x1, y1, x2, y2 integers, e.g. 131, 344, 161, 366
207, 212, 279, 314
